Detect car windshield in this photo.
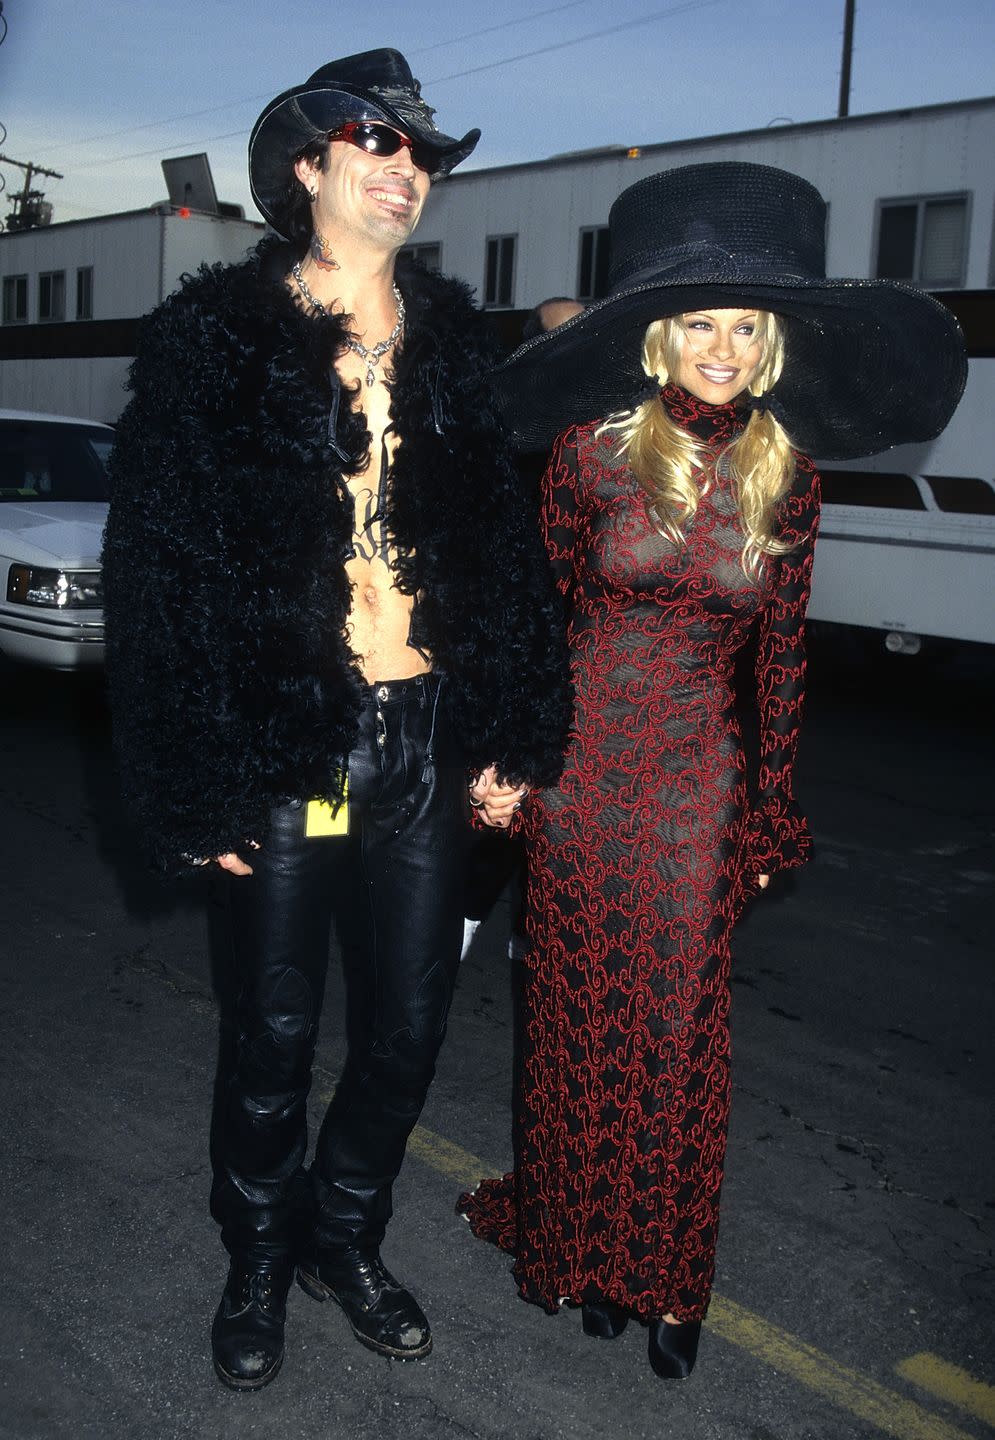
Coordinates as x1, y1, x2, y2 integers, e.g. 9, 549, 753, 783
0, 419, 113, 503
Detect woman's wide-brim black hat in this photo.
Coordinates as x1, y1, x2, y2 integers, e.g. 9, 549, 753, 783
249, 48, 480, 237
494, 162, 967, 460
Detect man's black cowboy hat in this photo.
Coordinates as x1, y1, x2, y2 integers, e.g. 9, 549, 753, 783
493, 161, 967, 459
249, 48, 480, 237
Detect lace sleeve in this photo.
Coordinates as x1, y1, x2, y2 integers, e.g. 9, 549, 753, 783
540, 426, 584, 600
742, 455, 821, 887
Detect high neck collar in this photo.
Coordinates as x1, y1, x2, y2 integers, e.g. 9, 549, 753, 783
660, 383, 744, 445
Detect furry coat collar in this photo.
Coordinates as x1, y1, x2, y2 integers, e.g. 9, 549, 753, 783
102, 238, 572, 873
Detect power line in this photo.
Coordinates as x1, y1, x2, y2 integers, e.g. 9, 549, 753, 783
420, 0, 727, 86
38, 0, 599, 156
409, 0, 596, 56
70, 0, 730, 172
71, 130, 248, 171
47, 98, 272, 151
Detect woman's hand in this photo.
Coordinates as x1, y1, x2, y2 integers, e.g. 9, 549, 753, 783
469, 765, 531, 829
757, 873, 770, 890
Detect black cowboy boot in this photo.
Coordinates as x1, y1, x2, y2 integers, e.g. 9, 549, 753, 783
211, 1255, 293, 1390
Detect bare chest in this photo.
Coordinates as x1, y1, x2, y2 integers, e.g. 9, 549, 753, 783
336, 357, 428, 680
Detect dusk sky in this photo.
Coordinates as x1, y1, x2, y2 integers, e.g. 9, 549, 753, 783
1, 0, 992, 227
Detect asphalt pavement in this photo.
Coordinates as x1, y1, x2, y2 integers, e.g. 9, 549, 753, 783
1, 638, 993, 1440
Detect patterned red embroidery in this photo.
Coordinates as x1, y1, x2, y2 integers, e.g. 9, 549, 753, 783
459, 386, 820, 1321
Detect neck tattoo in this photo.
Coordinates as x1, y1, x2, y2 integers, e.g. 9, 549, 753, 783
309, 229, 340, 271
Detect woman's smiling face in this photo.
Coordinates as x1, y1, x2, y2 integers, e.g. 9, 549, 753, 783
673, 309, 764, 403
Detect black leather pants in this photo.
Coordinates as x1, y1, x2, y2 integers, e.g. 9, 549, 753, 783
219, 674, 468, 1262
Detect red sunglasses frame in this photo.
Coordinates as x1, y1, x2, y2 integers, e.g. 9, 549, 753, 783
328, 121, 435, 174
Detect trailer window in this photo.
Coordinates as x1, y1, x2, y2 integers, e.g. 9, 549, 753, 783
875, 195, 969, 288
924, 475, 995, 515
577, 226, 610, 302
484, 235, 517, 309
819, 470, 926, 510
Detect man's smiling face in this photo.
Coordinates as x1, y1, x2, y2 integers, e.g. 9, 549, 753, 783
315, 126, 430, 252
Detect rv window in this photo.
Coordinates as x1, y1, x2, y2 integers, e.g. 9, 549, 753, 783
924, 475, 995, 515
819, 470, 926, 510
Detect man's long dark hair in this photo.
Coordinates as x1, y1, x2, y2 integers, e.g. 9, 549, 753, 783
280, 137, 330, 250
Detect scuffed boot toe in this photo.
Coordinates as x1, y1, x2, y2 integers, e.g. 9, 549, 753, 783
211, 1258, 292, 1390
297, 1251, 432, 1360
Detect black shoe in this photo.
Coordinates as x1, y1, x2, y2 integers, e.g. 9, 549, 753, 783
211, 1257, 292, 1391
297, 1252, 432, 1360
581, 1300, 630, 1339
647, 1318, 702, 1379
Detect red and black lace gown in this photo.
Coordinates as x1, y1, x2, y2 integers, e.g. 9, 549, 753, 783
459, 385, 820, 1322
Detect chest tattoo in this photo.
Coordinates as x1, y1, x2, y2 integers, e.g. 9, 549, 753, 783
350, 442, 392, 565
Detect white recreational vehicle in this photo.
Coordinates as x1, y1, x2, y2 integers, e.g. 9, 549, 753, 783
811, 354, 995, 653
2, 99, 993, 649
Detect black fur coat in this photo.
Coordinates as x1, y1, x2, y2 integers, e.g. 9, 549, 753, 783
102, 238, 572, 874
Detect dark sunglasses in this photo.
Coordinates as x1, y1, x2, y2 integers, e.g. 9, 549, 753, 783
328, 121, 435, 173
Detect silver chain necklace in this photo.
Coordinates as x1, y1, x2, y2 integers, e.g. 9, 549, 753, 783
291, 263, 405, 387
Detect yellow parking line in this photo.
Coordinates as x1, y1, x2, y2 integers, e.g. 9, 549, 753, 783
896, 1352, 995, 1428
405, 1124, 492, 1187
707, 1297, 976, 1440
389, 1109, 980, 1440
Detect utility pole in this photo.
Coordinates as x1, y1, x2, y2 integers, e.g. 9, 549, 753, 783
838, 0, 856, 118
0, 155, 63, 230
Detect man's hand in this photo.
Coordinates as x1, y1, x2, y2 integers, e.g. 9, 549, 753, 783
194, 841, 261, 876
216, 851, 255, 876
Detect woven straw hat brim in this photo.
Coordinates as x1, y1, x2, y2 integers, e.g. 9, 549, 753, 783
494, 275, 967, 460
249, 82, 479, 236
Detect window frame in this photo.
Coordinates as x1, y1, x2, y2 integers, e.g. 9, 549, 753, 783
2, 273, 29, 325
37, 270, 67, 323
399, 242, 441, 272
75, 266, 94, 321
873, 192, 971, 289
484, 233, 517, 310
577, 225, 611, 303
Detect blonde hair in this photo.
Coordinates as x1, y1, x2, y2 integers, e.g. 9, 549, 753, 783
601, 311, 796, 574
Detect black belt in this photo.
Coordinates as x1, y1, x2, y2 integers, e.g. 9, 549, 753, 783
361, 674, 439, 707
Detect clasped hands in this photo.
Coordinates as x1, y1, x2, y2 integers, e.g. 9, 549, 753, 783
469, 764, 531, 829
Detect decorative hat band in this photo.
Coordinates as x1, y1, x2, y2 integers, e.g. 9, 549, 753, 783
616, 240, 824, 291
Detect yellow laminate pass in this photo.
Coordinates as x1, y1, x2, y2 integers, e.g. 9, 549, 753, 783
305, 784, 349, 837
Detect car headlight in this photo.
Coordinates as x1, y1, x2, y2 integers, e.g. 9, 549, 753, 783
6, 564, 103, 608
